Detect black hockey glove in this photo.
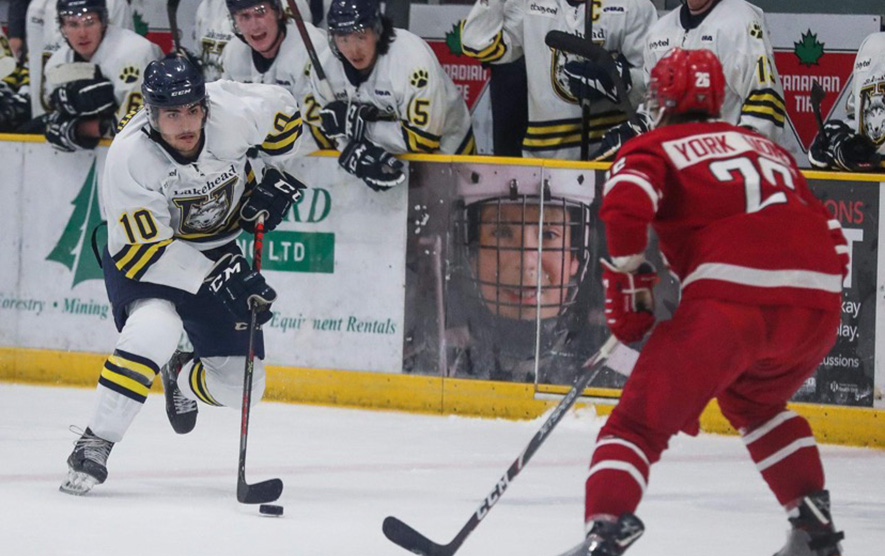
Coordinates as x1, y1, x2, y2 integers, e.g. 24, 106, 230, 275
240, 168, 306, 233
45, 112, 101, 152
563, 54, 632, 104
338, 139, 406, 192
0, 82, 30, 132
50, 78, 116, 117
591, 112, 651, 161
204, 253, 277, 325
808, 120, 882, 172
319, 100, 381, 142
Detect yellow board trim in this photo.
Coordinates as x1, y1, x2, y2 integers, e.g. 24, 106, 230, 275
1, 347, 882, 448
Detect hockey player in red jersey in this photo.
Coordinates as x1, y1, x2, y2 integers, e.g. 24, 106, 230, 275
558, 48, 848, 556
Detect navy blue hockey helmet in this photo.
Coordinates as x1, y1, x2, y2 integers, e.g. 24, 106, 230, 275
327, 0, 383, 36
57, 0, 108, 26
142, 56, 209, 128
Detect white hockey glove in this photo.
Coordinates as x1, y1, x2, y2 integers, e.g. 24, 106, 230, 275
563, 54, 632, 104
338, 139, 406, 192
240, 168, 306, 234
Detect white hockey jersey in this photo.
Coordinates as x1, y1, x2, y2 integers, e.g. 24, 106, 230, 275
26, 0, 133, 117
846, 31, 885, 168
222, 20, 334, 153
642, 0, 786, 142
461, 0, 656, 159
102, 80, 303, 293
193, 0, 235, 82
44, 25, 162, 125
311, 28, 475, 155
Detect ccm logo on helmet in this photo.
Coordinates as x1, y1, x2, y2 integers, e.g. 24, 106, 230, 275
171, 89, 193, 97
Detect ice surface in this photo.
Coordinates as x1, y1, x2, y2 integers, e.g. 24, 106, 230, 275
1, 384, 882, 555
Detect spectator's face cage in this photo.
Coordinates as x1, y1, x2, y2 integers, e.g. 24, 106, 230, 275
451, 168, 594, 322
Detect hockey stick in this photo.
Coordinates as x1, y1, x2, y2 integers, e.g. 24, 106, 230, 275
810, 81, 828, 142
545, 30, 638, 127
284, 0, 336, 101
237, 215, 284, 504
579, 0, 593, 161
167, 0, 182, 52
382, 335, 620, 556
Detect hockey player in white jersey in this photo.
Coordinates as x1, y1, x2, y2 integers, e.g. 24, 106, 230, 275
222, 0, 335, 153
313, 0, 475, 191
194, 0, 235, 81
809, 31, 885, 172
595, 0, 787, 160
461, 0, 656, 160
59, 56, 307, 496
25, 0, 132, 119
41, 0, 162, 152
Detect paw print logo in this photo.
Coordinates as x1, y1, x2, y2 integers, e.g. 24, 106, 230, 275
120, 66, 140, 84
749, 22, 763, 40
410, 68, 429, 89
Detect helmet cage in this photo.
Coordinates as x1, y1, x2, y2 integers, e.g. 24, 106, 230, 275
451, 185, 591, 321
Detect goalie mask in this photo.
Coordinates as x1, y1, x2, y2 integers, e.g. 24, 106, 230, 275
141, 56, 209, 131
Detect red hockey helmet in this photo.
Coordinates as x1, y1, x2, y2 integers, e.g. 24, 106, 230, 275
647, 48, 726, 123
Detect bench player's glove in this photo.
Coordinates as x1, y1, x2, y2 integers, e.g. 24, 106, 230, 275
592, 113, 652, 162
320, 100, 381, 142
240, 168, 306, 233
601, 259, 658, 344
45, 112, 103, 152
563, 54, 632, 104
808, 120, 882, 172
0, 82, 30, 131
50, 78, 116, 117
204, 253, 276, 325
338, 139, 406, 192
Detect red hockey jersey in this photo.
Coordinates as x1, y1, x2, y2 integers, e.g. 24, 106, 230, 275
600, 121, 846, 311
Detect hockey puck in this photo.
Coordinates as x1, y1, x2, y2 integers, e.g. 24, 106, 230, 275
259, 504, 284, 516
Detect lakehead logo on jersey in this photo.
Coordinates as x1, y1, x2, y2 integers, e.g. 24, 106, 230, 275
174, 176, 237, 235
774, 29, 856, 151
859, 83, 885, 145
47, 161, 106, 287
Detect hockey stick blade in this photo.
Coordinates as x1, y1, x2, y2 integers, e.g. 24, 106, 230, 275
383, 337, 619, 555
237, 477, 284, 504
383, 517, 454, 556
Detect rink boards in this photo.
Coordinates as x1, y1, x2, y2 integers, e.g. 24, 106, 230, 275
0, 136, 882, 448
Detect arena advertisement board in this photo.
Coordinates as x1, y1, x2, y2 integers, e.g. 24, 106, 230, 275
0, 144, 407, 374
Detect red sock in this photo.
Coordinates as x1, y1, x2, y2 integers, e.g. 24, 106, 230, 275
584, 436, 650, 525
742, 410, 824, 506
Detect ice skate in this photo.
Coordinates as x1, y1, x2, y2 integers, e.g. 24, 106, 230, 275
59, 427, 114, 496
161, 350, 197, 434
557, 514, 644, 556
774, 490, 844, 556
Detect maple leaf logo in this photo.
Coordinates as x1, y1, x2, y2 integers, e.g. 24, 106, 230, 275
794, 30, 825, 67
133, 11, 149, 37
446, 22, 463, 56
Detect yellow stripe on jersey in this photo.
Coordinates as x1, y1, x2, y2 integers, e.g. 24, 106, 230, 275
460, 23, 508, 63
741, 89, 787, 125
523, 113, 627, 151
190, 361, 222, 407
112, 239, 173, 281
401, 122, 442, 153
309, 122, 336, 150
456, 130, 477, 155
260, 112, 303, 155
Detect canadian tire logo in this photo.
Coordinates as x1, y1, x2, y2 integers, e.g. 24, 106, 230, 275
47, 160, 106, 286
